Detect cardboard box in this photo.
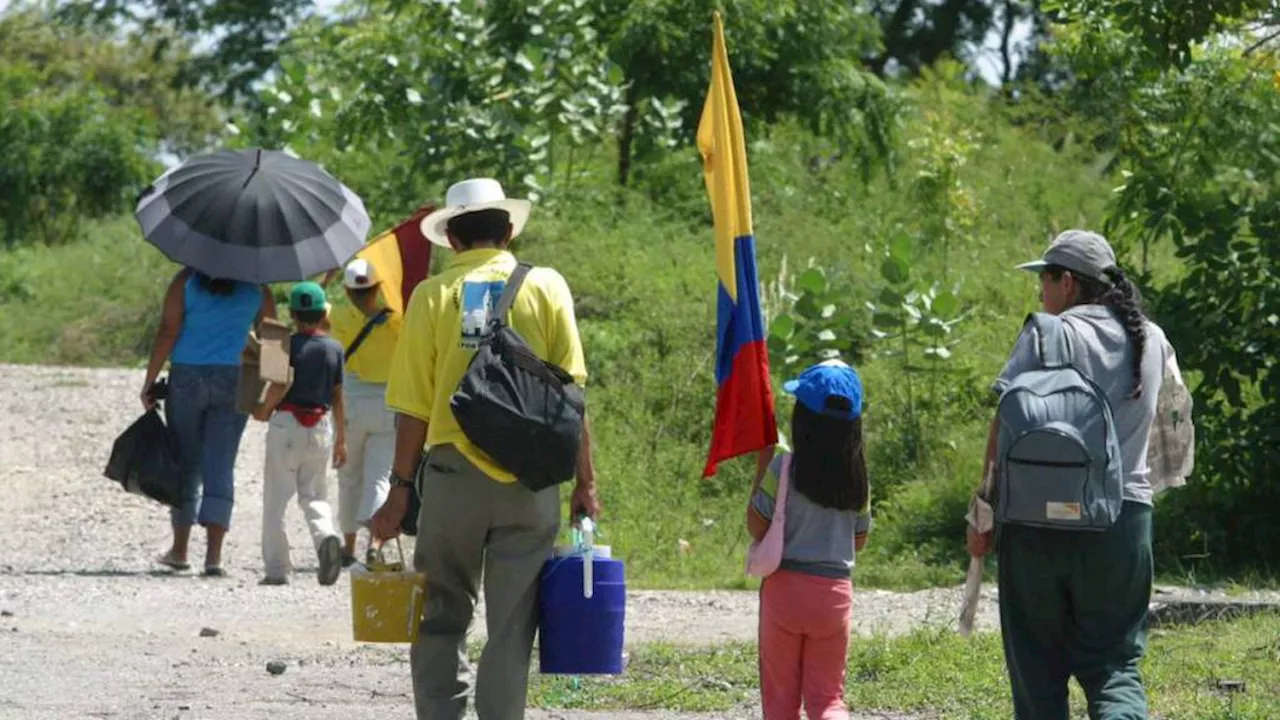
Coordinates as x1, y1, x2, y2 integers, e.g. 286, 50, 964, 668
236, 319, 294, 415
257, 317, 292, 383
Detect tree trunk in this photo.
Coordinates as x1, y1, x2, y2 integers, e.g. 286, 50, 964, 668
1000, 0, 1017, 85
616, 83, 639, 187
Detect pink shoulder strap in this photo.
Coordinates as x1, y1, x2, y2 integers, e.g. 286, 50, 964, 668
773, 453, 791, 517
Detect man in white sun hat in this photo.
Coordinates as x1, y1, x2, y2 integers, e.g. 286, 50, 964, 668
327, 257, 403, 566
372, 178, 601, 720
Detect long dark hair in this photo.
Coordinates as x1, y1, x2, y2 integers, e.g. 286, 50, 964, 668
192, 270, 236, 297
790, 400, 869, 512
1046, 264, 1147, 398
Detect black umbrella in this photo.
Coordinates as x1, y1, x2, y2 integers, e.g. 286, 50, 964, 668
135, 148, 372, 284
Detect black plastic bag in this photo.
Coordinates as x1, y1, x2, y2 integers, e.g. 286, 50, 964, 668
104, 407, 184, 508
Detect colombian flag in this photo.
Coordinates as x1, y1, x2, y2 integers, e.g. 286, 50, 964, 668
355, 205, 435, 315
696, 12, 778, 478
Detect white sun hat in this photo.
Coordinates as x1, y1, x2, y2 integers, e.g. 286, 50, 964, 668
418, 178, 532, 248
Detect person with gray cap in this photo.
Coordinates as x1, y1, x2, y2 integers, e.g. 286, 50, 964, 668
967, 230, 1170, 719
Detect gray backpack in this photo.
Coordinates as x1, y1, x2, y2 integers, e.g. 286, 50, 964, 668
994, 313, 1124, 531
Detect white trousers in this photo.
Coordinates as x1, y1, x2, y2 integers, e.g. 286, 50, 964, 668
262, 412, 338, 577
337, 391, 395, 535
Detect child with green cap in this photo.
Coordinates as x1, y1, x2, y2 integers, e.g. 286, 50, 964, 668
255, 281, 348, 586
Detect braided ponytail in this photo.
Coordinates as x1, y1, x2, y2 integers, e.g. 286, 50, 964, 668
1039, 263, 1149, 398
1099, 267, 1147, 399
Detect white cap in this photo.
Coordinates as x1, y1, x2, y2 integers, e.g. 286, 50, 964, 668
344, 258, 379, 289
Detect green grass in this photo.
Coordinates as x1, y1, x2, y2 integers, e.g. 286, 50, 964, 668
0, 215, 175, 366
523, 613, 1280, 719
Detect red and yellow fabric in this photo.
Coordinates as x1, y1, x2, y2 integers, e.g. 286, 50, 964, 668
355, 206, 435, 316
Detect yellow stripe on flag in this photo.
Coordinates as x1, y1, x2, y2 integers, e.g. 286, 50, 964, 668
356, 230, 405, 316
695, 11, 753, 303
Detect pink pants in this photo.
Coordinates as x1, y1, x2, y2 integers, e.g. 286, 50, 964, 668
758, 569, 853, 720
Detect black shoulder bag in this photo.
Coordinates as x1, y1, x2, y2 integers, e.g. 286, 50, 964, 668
449, 263, 586, 492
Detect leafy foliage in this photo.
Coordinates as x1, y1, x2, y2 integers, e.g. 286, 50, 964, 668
590, 0, 898, 185
255, 0, 639, 209
1046, 1, 1280, 572
1046, 0, 1279, 69
58, 0, 315, 104
764, 260, 871, 374
0, 8, 200, 245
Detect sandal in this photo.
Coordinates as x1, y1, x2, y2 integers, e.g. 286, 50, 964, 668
203, 566, 227, 578
156, 551, 191, 572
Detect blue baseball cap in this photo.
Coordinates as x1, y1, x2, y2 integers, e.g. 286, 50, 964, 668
782, 359, 864, 421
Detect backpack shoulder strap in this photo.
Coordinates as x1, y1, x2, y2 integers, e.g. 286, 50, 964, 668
345, 308, 392, 359
493, 263, 533, 325
1028, 312, 1071, 369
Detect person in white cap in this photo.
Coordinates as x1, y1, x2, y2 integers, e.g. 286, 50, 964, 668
372, 178, 601, 720
327, 257, 403, 565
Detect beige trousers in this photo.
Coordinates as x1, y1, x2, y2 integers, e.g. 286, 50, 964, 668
261, 413, 337, 578
410, 444, 560, 720
337, 389, 395, 534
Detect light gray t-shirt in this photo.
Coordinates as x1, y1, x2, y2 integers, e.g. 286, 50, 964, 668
751, 453, 871, 578
993, 305, 1168, 506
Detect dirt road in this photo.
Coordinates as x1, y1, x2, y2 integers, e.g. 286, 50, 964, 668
1, 365, 1271, 719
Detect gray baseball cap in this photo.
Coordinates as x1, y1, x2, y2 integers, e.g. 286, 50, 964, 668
1017, 230, 1118, 285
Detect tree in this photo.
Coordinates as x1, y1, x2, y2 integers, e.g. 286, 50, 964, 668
867, 0, 997, 76
57, 0, 316, 105
1045, 0, 1280, 572
591, 0, 897, 186
0, 7, 220, 245
257, 0, 902, 204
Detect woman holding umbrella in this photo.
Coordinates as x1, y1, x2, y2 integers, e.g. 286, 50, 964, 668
135, 148, 372, 576
143, 271, 275, 576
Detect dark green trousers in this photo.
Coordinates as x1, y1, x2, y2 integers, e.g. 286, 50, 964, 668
997, 501, 1153, 720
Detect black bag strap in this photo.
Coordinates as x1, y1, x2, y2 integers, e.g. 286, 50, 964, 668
491, 263, 534, 329
345, 308, 392, 359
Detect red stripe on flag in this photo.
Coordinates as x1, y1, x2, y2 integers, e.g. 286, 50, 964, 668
704, 338, 777, 477
391, 206, 435, 309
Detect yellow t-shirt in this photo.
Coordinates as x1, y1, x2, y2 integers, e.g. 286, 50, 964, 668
328, 300, 403, 384
385, 249, 588, 482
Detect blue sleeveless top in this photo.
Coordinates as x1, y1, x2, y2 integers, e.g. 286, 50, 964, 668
171, 274, 262, 366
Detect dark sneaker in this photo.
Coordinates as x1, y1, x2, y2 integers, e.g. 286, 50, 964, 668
317, 536, 342, 586
341, 554, 357, 569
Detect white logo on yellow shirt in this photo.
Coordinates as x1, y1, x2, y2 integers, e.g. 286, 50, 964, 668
459, 278, 506, 349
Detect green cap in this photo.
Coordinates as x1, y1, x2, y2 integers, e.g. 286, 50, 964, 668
289, 282, 329, 312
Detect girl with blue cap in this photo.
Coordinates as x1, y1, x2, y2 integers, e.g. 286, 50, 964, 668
746, 359, 871, 720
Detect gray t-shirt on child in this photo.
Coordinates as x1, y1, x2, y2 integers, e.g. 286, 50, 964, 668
751, 453, 871, 579
993, 304, 1168, 506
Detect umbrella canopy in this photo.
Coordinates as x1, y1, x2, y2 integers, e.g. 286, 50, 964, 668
135, 148, 372, 284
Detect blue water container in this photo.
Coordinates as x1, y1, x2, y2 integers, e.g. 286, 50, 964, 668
538, 553, 626, 674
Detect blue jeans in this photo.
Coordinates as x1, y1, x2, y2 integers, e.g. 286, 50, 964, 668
165, 364, 249, 529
